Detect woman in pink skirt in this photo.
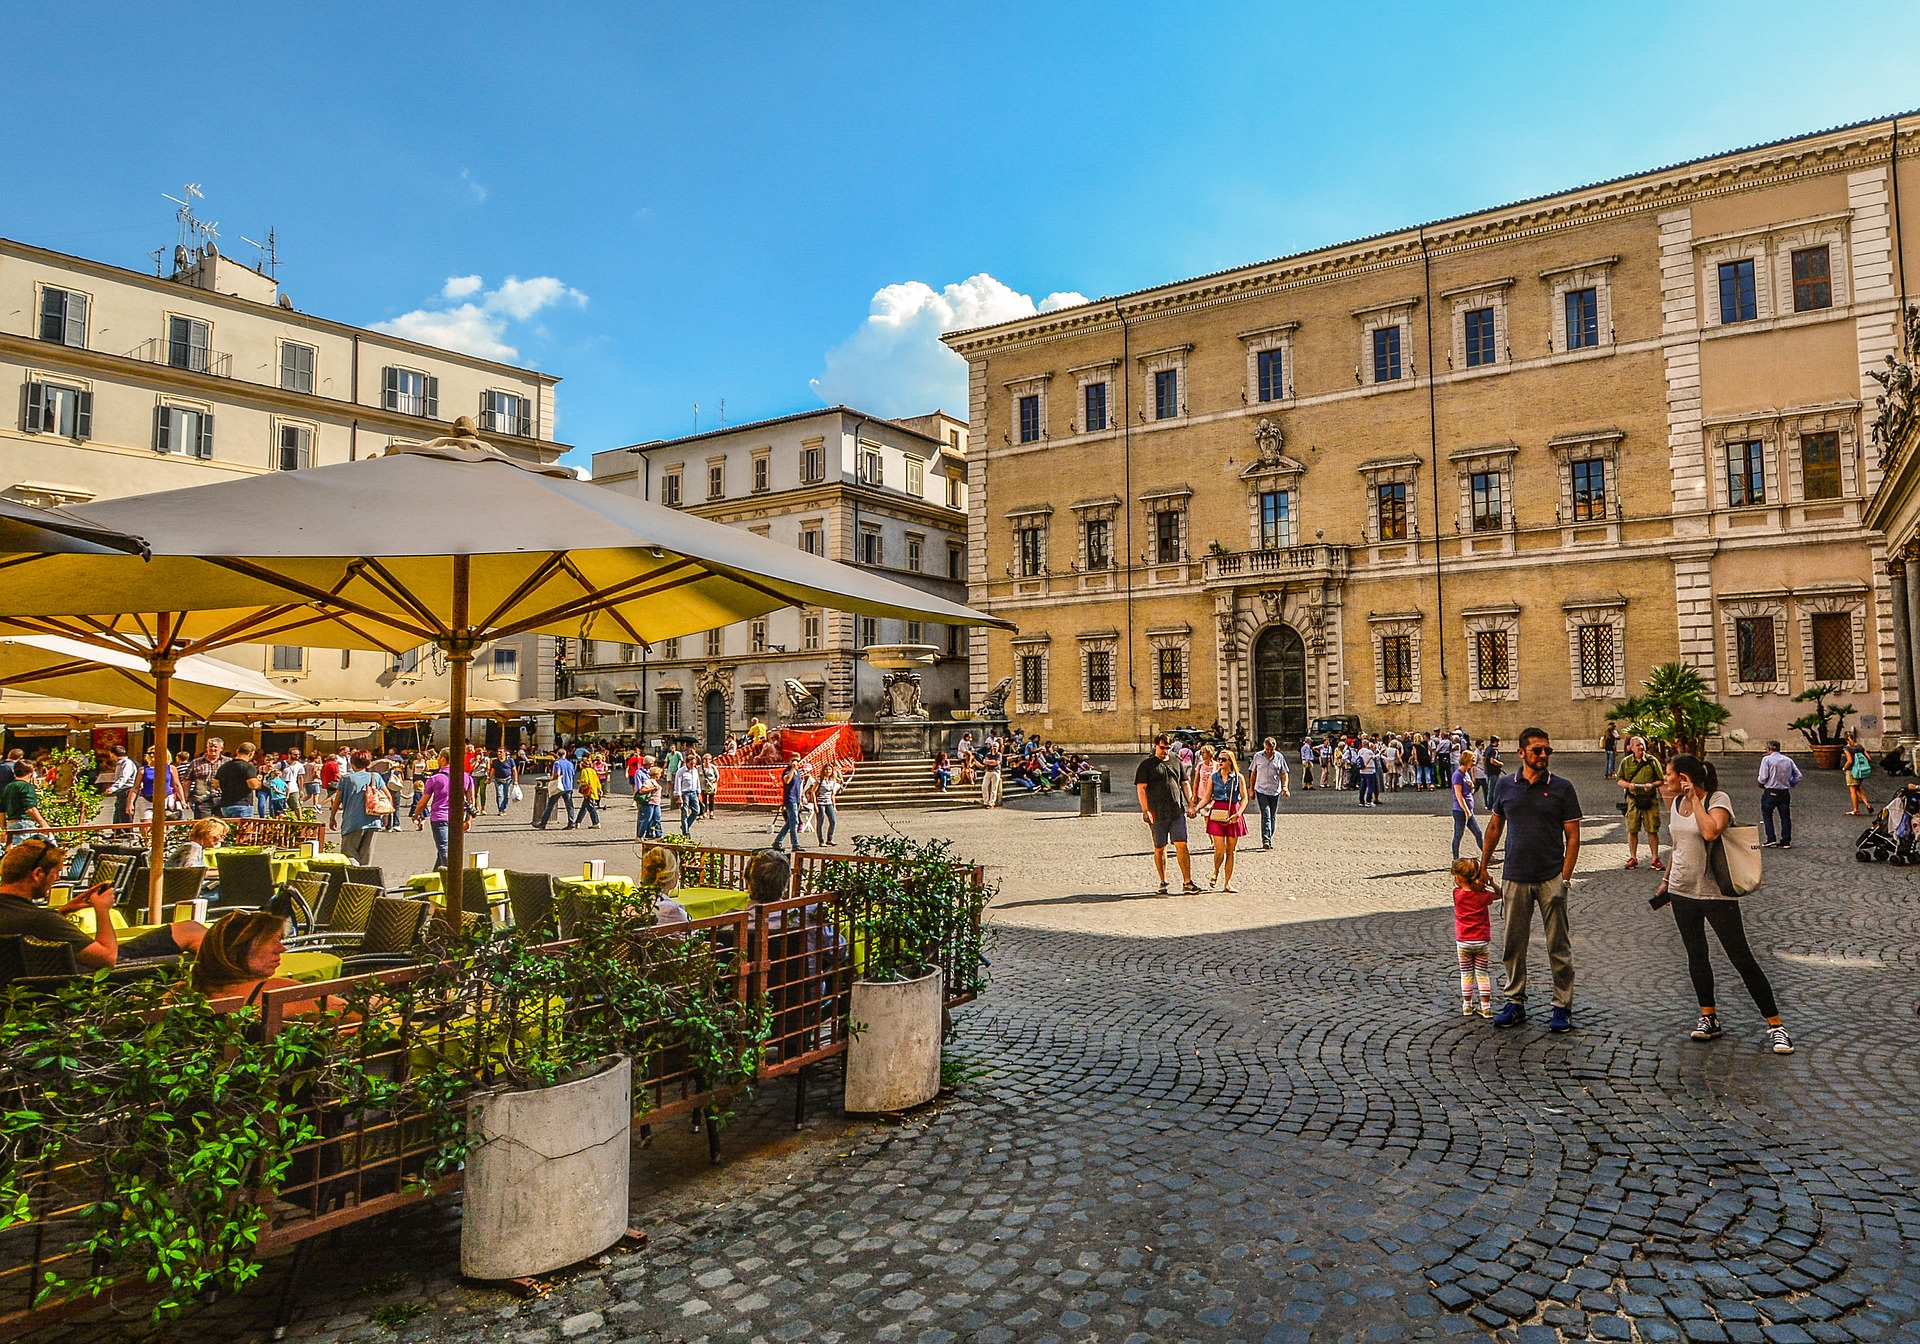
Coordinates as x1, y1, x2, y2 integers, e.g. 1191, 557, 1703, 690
1205, 749, 1250, 892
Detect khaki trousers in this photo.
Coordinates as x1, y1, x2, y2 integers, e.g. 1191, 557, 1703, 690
980, 769, 1002, 808
1500, 876, 1574, 1008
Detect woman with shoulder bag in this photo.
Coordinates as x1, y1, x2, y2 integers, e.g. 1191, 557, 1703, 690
1205, 749, 1249, 892
1843, 733, 1872, 816
1653, 753, 1793, 1054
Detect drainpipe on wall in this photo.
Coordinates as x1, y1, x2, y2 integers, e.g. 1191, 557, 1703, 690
1418, 228, 1450, 715
1895, 116, 1910, 338
349, 334, 360, 460
1116, 301, 1138, 741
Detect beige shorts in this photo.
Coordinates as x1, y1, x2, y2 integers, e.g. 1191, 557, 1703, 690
1625, 806, 1660, 836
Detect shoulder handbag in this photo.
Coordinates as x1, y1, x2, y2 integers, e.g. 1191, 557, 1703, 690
1706, 823, 1763, 897
1207, 776, 1239, 824
365, 775, 395, 817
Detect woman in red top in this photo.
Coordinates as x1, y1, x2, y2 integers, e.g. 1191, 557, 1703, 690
1450, 857, 1497, 1017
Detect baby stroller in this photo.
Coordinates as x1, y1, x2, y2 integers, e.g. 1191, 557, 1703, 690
1855, 784, 1920, 863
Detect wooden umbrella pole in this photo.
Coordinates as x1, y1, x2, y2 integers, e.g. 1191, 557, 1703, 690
440, 555, 472, 935
146, 614, 175, 925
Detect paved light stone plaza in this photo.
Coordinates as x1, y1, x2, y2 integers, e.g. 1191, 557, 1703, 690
46, 756, 1920, 1344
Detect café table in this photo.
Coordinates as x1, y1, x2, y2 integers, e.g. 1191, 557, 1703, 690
551, 875, 636, 901
402, 869, 508, 897
672, 886, 752, 922
280, 950, 344, 984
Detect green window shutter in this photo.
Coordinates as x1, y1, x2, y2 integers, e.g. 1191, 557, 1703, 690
155, 404, 173, 452
24, 382, 46, 433
198, 412, 216, 459
74, 390, 92, 440
424, 376, 439, 419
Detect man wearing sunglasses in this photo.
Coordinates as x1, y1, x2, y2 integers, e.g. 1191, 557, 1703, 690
0, 838, 206, 969
1477, 727, 1582, 1032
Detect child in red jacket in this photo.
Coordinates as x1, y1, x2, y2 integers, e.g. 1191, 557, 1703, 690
1451, 857, 1498, 1018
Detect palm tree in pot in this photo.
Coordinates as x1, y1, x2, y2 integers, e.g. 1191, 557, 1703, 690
1789, 684, 1855, 769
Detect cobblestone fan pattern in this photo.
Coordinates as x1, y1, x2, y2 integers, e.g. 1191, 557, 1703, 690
23, 760, 1920, 1343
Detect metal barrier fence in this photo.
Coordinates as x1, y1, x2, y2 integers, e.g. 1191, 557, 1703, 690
0, 845, 985, 1337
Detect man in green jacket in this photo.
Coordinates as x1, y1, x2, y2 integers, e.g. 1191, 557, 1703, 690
1617, 736, 1664, 871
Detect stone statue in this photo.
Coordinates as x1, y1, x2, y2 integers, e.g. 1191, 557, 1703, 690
782, 678, 823, 721
881, 670, 926, 719
980, 676, 1014, 716
1253, 416, 1285, 463
1869, 303, 1920, 466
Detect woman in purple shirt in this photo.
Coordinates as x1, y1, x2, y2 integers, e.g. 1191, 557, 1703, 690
410, 762, 473, 870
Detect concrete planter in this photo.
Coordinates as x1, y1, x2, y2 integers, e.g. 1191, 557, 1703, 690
460, 1055, 631, 1281
845, 968, 943, 1113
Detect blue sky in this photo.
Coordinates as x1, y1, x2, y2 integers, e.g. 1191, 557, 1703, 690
9, 2, 1920, 471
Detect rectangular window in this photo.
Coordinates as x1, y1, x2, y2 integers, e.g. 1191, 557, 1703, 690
948, 543, 964, 579
492, 646, 518, 675
1376, 482, 1408, 541
706, 629, 724, 657
577, 640, 598, 668
383, 366, 438, 417
1564, 288, 1599, 350
1735, 616, 1776, 684
1258, 490, 1293, 550
22, 382, 92, 440
1811, 612, 1855, 681
38, 287, 88, 347
1017, 395, 1042, 443
661, 637, 680, 659
1464, 308, 1497, 367
280, 342, 316, 393
1019, 654, 1045, 705
802, 614, 821, 651
1578, 625, 1616, 688
662, 472, 682, 507
906, 620, 923, 645
1792, 246, 1832, 313
1016, 526, 1045, 577
707, 462, 725, 499
947, 474, 964, 508
800, 526, 823, 556
1380, 635, 1413, 694
1727, 440, 1766, 507
743, 687, 770, 719
276, 424, 311, 471
1801, 430, 1842, 500
155, 405, 214, 459
752, 455, 769, 492
859, 616, 877, 649
1084, 381, 1108, 430
947, 624, 962, 656
1153, 368, 1180, 420
860, 527, 882, 566
1718, 259, 1758, 324
802, 445, 823, 482
1084, 517, 1112, 569
1571, 459, 1608, 522
905, 458, 924, 496
1156, 647, 1184, 701
167, 316, 212, 373
859, 449, 884, 485
1153, 509, 1183, 564
658, 693, 682, 731
1474, 630, 1511, 691
392, 647, 421, 675
1087, 651, 1113, 704
1257, 348, 1286, 402
907, 537, 923, 571
1372, 326, 1401, 383
271, 645, 305, 673
1470, 472, 1504, 532
750, 620, 767, 653
481, 390, 530, 436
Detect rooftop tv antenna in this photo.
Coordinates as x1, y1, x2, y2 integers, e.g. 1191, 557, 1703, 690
161, 184, 218, 270
239, 226, 280, 279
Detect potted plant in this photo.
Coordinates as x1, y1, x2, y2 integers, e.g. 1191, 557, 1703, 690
823, 837, 991, 1113
1608, 662, 1730, 758
1789, 683, 1855, 769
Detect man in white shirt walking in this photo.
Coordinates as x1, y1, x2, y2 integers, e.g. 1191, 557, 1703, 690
674, 756, 703, 836
1250, 737, 1291, 850
1756, 739, 1803, 849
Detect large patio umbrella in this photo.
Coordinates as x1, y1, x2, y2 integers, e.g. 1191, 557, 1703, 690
8, 418, 1013, 921
0, 635, 290, 720
0, 497, 149, 557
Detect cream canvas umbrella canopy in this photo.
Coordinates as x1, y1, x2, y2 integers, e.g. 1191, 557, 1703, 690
0, 497, 149, 557
0, 635, 291, 720
14, 418, 1013, 918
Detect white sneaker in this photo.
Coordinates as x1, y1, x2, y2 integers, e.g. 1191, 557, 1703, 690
1768, 1024, 1795, 1055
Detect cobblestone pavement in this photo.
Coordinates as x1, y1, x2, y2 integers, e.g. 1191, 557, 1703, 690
27, 756, 1920, 1344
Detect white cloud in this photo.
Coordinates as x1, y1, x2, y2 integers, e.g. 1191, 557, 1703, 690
460, 169, 488, 204
373, 274, 588, 362
811, 274, 1089, 417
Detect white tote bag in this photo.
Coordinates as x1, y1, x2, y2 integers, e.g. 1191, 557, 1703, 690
1710, 824, 1764, 896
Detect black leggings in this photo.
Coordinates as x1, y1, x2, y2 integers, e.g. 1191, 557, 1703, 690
1671, 894, 1778, 1018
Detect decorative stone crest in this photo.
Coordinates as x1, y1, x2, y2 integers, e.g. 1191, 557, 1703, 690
1869, 303, 1920, 467
1259, 588, 1283, 622
1253, 417, 1285, 464
880, 670, 926, 719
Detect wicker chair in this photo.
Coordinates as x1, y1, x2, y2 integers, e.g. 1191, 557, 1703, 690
338, 898, 431, 975
288, 874, 330, 929
216, 853, 277, 911
345, 865, 385, 891
283, 883, 381, 953
161, 867, 208, 907
19, 936, 78, 978
505, 870, 556, 935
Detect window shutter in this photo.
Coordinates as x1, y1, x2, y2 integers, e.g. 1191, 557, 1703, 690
67, 293, 87, 348
198, 412, 215, 459
424, 376, 439, 419
383, 366, 398, 410
155, 405, 172, 453
24, 382, 46, 433
74, 390, 92, 441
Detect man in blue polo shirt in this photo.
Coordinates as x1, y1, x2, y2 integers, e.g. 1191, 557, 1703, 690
536, 751, 578, 829
1477, 726, 1582, 1032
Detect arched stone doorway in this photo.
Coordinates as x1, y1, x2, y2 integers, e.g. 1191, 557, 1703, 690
1253, 625, 1308, 744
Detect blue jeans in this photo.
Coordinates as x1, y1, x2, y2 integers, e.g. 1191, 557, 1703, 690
1256, 792, 1280, 845
495, 780, 513, 811
430, 820, 450, 869
678, 791, 701, 834
1357, 772, 1378, 805
635, 801, 661, 838
772, 803, 801, 851
1604, 749, 1618, 777
539, 789, 576, 827
1452, 810, 1484, 859
818, 798, 838, 844
221, 804, 255, 819
1760, 787, 1792, 845
577, 796, 601, 827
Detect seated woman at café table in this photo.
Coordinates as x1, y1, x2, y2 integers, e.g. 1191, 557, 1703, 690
188, 910, 331, 1014
177, 818, 228, 870
0, 838, 206, 968
634, 847, 692, 926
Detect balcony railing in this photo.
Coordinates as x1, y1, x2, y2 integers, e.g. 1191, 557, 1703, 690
1203, 542, 1350, 582
124, 337, 232, 379
481, 411, 533, 437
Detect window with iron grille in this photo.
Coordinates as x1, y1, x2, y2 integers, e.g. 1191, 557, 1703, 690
1735, 616, 1776, 683
1474, 630, 1511, 691
1019, 654, 1046, 705
1792, 246, 1832, 312
1811, 612, 1855, 681
1084, 517, 1112, 569
1376, 482, 1408, 541
1018, 395, 1042, 443
744, 687, 769, 718
382, 365, 437, 416
1084, 381, 1109, 430
1727, 440, 1766, 506
1564, 287, 1599, 349
1801, 431, 1842, 500
1470, 473, 1503, 531
1372, 326, 1401, 382
1718, 259, 1757, 324
272, 645, 306, 673
482, 390, 530, 436
1154, 369, 1180, 420
39, 287, 88, 347
1257, 348, 1285, 402
1464, 308, 1497, 367
1571, 459, 1607, 521
1087, 651, 1114, 704
1259, 490, 1293, 550
706, 629, 724, 657
1380, 635, 1413, 694
1577, 624, 1616, 688
658, 692, 682, 731
1156, 647, 1185, 701
1016, 526, 1045, 576
280, 342, 315, 393
1153, 509, 1183, 564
